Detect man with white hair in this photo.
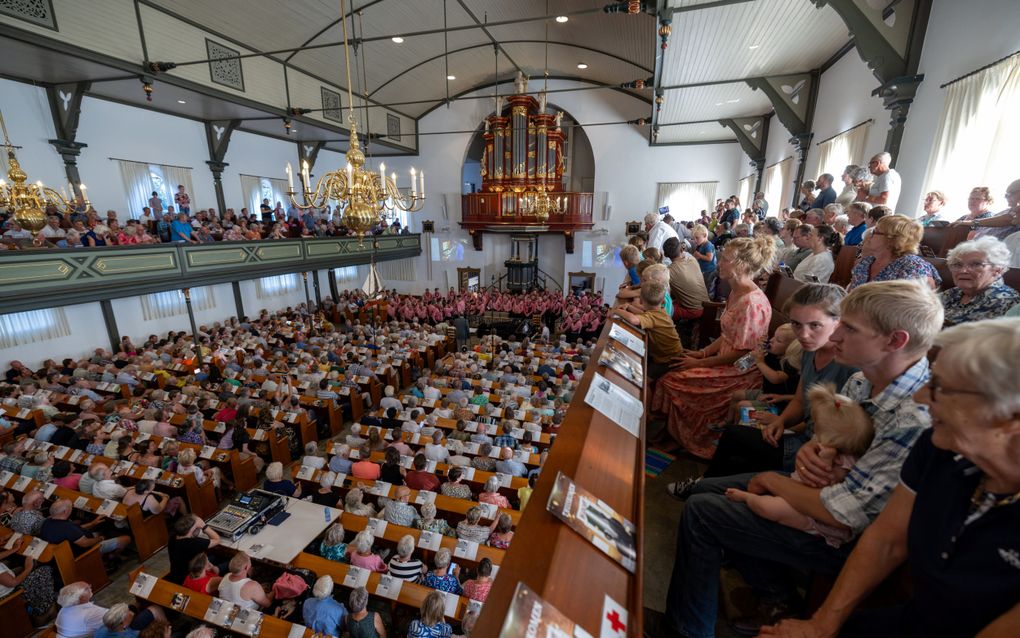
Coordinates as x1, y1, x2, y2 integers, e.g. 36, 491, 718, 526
302, 575, 347, 635
863, 152, 901, 209
40, 498, 132, 557
645, 211, 679, 253
379, 385, 403, 412
184, 628, 216, 638
55, 582, 107, 638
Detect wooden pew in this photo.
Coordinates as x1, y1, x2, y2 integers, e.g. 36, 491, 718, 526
293, 552, 475, 621
128, 571, 312, 638
0, 525, 108, 591
0, 589, 35, 638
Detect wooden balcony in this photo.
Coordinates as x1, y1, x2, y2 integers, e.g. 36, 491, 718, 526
460, 192, 595, 253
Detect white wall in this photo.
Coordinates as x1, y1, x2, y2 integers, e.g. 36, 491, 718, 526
0, 79, 67, 192
897, 0, 1020, 213
0, 302, 105, 369
804, 51, 887, 181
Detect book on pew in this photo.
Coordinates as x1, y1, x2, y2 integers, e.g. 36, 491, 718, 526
598, 343, 644, 388
4, 532, 23, 550
608, 323, 646, 357
204, 598, 239, 628
375, 573, 404, 600
129, 572, 157, 598
417, 530, 442, 551
546, 472, 637, 574
23, 538, 47, 559
583, 373, 642, 438
230, 607, 264, 636
497, 581, 593, 638
11, 475, 32, 492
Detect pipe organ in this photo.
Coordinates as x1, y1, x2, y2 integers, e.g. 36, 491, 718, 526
463, 92, 592, 253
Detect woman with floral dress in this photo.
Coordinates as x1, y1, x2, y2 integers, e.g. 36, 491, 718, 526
652, 236, 776, 459
847, 215, 941, 290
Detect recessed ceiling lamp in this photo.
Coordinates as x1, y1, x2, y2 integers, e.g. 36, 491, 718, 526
391, 36, 404, 43
447, 75, 456, 80
555, 15, 568, 23
715, 102, 724, 106
748, 44, 760, 49
577, 62, 588, 69
177, 99, 187, 104
727, 98, 741, 103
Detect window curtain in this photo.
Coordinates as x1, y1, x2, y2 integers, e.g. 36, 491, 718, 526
0, 308, 71, 348
239, 174, 263, 217
334, 266, 360, 286
268, 178, 289, 210
119, 160, 153, 219
736, 174, 755, 212
762, 157, 794, 212
140, 288, 214, 321
161, 165, 196, 213
921, 52, 1020, 215
814, 122, 871, 182
256, 274, 301, 299
655, 182, 718, 221
376, 258, 414, 281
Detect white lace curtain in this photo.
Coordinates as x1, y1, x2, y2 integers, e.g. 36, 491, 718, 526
140, 288, 215, 321
921, 52, 1020, 215
256, 274, 301, 299
376, 258, 414, 281
0, 308, 71, 348
736, 174, 755, 212
117, 160, 195, 219
814, 121, 871, 183
762, 157, 794, 211
655, 182, 718, 221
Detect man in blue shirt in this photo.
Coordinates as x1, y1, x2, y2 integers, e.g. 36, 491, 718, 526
302, 575, 347, 636
812, 173, 838, 210
170, 213, 194, 243
843, 202, 870, 246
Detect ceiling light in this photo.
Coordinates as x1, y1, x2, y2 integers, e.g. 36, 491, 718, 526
715, 102, 724, 106
177, 100, 187, 104
576, 63, 588, 69
555, 15, 568, 23
748, 44, 760, 50
727, 98, 741, 103
447, 75, 456, 80
391, 36, 404, 43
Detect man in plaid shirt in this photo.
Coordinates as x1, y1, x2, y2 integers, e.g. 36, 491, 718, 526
661, 281, 944, 638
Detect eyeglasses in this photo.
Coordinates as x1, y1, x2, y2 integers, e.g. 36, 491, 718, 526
926, 374, 985, 403
948, 261, 993, 271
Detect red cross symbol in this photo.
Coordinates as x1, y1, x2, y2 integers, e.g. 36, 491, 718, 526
606, 610, 627, 633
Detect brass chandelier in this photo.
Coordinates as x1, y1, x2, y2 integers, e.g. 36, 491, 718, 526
0, 110, 89, 236
287, 0, 424, 243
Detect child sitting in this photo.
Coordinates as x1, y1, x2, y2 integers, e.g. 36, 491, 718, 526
724, 383, 874, 547
613, 280, 683, 381
723, 323, 801, 426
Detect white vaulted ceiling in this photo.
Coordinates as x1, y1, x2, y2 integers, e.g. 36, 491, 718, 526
0, 0, 856, 149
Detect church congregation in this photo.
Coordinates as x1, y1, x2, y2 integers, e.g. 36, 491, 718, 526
1, 0, 1019, 637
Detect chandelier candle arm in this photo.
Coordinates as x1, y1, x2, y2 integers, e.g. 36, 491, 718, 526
286, 163, 294, 191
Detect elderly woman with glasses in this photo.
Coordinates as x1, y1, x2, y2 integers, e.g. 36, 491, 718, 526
763, 317, 1020, 638
848, 215, 941, 291
939, 236, 1020, 327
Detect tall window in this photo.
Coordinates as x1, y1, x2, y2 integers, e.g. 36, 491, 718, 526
813, 121, 871, 184
256, 274, 301, 299
736, 174, 755, 211
921, 52, 1020, 214
240, 174, 289, 217
655, 182, 718, 221
0, 308, 71, 348
334, 266, 359, 286
762, 157, 794, 212
140, 289, 215, 321
118, 160, 195, 218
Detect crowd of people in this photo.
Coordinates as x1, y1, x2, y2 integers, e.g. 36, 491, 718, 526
0, 189, 411, 249
609, 161, 1020, 637
0, 299, 590, 637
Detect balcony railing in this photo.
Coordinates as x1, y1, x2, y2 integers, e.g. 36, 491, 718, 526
0, 234, 421, 313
